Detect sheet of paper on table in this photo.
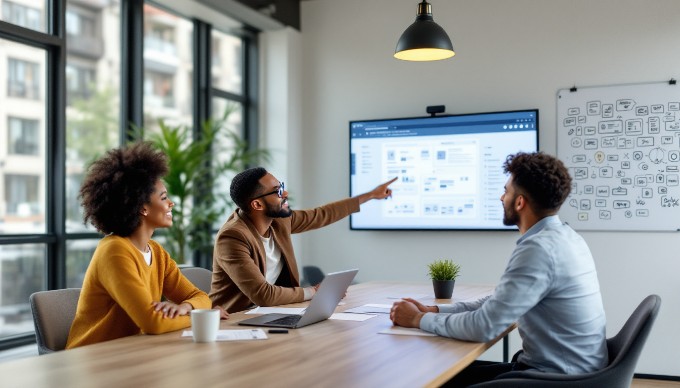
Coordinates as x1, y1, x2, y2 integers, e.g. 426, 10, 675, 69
245, 307, 306, 315
344, 303, 392, 314
182, 329, 268, 341
329, 313, 376, 321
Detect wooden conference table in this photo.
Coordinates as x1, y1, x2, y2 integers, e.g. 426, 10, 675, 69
2, 282, 512, 388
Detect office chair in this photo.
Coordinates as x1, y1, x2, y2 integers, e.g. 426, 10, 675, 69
470, 294, 661, 388
180, 266, 213, 294
302, 266, 325, 287
29, 288, 81, 355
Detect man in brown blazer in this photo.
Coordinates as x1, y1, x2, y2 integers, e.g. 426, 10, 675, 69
210, 167, 396, 313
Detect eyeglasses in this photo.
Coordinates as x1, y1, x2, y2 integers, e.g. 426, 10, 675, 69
252, 182, 285, 200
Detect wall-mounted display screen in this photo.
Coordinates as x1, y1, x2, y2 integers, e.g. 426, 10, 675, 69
350, 109, 539, 230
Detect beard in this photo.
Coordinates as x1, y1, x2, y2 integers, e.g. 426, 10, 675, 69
502, 196, 520, 226
264, 199, 292, 218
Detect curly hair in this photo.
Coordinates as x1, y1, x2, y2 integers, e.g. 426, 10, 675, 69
503, 152, 572, 215
230, 167, 268, 211
79, 142, 169, 236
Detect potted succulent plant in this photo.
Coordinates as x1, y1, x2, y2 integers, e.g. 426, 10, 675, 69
427, 259, 461, 299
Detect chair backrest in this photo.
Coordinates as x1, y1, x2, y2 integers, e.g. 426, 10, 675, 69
601, 294, 661, 386
181, 267, 212, 294
302, 266, 325, 286
29, 288, 81, 355
470, 294, 662, 388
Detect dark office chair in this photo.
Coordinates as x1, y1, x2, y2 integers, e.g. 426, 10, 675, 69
29, 288, 81, 355
470, 294, 661, 388
180, 267, 213, 294
302, 266, 325, 286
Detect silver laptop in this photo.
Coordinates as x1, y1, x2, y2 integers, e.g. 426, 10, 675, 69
238, 269, 358, 329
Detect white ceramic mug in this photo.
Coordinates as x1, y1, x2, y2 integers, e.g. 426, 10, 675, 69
190, 309, 220, 343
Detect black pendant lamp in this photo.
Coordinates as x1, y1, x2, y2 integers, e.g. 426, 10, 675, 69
394, 0, 455, 61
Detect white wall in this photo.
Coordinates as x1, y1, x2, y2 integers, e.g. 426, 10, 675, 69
290, 0, 680, 376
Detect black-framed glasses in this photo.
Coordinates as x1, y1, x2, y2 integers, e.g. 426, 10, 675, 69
252, 182, 285, 200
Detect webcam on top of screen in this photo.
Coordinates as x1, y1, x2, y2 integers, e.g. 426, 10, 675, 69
427, 105, 446, 117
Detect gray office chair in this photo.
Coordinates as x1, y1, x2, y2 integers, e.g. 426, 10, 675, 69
29, 288, 81, 355
180, 266, 213, 294
470, 294, 661, 388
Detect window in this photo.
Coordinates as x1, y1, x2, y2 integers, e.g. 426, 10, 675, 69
7, 58, 40, 100
65, 64, 96, 105
0, 0, 255, 349
0, 244, 45, 338
65, 9, 97, 37
1, 1, 44, 33
7, 117, 39, 155
4, 174, 40, 217
144, 70, 175, 108
65, 0, 121, 234
0, 41, 47, 238
143, 3, 193, 133
146, 24, 176, 55
66, 240, 97, 288
210, 27, 248, 232
211, 98, 244, 228
212, 29, 242, 95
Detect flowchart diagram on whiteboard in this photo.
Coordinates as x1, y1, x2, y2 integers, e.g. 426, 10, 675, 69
557, 81, 680, 231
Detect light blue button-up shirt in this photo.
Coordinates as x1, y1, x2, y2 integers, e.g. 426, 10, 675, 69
420, 215, 608, 374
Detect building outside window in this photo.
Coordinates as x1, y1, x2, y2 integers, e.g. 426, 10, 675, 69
65, 8, 96, 37
65, 64, 96, 105
1, 0, 43, 32
4, 174, 39, 216
142, 3, 192, 133
144, 70, 175, 109
211, 29, 242, 95
7, 117, 39, 155
7, 58, 40, 100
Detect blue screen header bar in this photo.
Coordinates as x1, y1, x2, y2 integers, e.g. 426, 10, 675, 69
350, 110, 537, 139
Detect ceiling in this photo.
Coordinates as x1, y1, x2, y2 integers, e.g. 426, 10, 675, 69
235, 0, 301, 30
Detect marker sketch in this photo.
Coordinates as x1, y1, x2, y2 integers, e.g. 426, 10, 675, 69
557, 82, 680, 231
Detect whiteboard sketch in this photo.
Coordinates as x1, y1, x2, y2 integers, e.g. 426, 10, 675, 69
557, 81, 680, 231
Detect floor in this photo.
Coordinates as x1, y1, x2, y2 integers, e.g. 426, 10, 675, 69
633, 380, 680, 388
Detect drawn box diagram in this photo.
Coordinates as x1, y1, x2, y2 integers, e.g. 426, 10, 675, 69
558, 82, 680, 231
599, 120, 623, 134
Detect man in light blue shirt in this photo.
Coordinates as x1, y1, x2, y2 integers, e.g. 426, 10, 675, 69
391, 152, 608, 386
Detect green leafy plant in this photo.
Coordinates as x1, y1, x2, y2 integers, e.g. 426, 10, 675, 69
427, 259, 461, 281
131, 105, 269, 263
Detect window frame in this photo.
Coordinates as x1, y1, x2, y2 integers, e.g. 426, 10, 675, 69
0, 0, 258, 350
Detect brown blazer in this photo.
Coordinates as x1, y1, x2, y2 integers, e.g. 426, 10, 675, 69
210, 197, 360, 313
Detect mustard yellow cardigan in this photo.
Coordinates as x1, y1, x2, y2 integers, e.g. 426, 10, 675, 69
66, 235, 211, 348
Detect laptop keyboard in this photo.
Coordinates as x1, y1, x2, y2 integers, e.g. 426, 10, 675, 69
268, 315, 302, 326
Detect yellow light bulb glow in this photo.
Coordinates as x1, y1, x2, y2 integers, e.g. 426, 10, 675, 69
394, 48, 455, 61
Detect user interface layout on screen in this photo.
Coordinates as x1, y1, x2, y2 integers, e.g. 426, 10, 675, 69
350, 109, 538, 230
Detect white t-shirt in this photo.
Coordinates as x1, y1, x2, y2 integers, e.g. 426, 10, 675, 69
260, 235, 283, 284
142, 249, 152, 266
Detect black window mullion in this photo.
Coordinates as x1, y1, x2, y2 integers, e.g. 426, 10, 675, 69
194, 20, 211, 129
121, 0, 144, 143
46, 0, 66, 290
193, 20, 211, 269
0, 20, 61, 48
243, 31, 258, 153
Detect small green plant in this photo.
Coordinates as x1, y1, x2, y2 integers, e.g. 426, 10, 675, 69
427, 259, 461, 281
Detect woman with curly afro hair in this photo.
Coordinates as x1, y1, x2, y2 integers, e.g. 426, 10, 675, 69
66, 142, 226, 349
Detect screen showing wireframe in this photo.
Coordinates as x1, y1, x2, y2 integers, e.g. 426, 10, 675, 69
350, 110, 538, 230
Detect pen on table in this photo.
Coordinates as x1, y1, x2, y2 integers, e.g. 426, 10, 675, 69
268, 329, 288, 334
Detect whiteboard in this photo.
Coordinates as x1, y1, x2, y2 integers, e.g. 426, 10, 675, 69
557, 81, 680, 231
